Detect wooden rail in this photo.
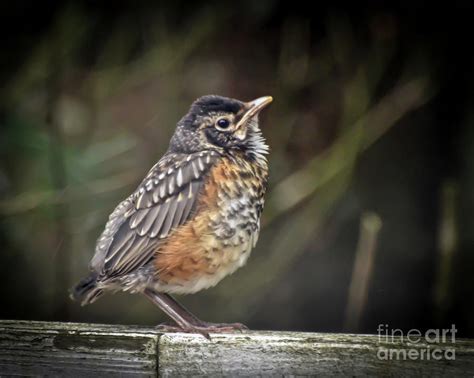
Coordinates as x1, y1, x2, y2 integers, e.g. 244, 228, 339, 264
0, 320, 473, 376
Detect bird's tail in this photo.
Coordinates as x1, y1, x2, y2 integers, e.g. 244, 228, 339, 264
70, 274, 103, 305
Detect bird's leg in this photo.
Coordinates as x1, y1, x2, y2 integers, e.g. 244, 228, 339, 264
143, 288, 247, 339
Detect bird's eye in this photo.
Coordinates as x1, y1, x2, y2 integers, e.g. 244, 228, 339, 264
216, 118, 230, 130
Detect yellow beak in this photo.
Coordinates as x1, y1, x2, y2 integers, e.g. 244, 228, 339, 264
236, 96, 273, 129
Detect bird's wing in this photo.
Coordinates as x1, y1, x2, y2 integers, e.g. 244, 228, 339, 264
90, 151, 220, 279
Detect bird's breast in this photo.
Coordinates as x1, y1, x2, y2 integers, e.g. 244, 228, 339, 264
152, 155, 268, 294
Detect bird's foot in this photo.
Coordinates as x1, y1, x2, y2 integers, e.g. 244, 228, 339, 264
156, 321, 248, 340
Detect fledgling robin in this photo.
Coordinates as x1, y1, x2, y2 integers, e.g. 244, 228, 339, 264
72, 95, 273, 338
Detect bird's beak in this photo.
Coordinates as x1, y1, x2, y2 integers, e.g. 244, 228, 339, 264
236, 96, 273, 130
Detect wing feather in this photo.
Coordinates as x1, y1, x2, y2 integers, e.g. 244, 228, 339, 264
150, 199, 170, 237
137, 204, 161, 236
94, 151, 219, 279
104, 228, 136, 266
129, 209, 147, 229
173, 191, 187, 228
180, 181, 200, 224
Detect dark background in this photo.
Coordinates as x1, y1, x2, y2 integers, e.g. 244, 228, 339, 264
1, 1, 473, 337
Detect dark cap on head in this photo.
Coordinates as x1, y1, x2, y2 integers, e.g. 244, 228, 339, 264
190, 95, 244, 115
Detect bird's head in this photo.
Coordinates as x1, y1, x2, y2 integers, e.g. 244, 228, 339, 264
169, 95, 273, 161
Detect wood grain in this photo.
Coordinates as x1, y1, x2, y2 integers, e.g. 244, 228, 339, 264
1, 320, 473, 376
0, 320, 158, 377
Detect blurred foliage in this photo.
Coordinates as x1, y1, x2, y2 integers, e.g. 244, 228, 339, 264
0, 1, 473, 336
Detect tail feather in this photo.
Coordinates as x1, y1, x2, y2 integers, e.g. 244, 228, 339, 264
70, 274, 104, 305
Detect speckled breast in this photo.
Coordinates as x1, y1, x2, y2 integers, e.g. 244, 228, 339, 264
153, 155, 268, 294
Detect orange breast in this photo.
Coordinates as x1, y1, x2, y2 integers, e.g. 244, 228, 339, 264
152, 156, 267, 293
154, 159, 237, 283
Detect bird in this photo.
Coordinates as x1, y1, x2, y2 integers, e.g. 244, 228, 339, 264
71, 94, 273, 338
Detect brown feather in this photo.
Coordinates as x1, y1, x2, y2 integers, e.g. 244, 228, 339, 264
94, 151, 219, 279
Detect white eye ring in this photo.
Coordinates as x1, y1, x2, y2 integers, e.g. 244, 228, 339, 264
215, 118, 231, 130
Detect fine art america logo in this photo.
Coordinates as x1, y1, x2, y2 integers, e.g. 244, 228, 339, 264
377, 324, 457, 361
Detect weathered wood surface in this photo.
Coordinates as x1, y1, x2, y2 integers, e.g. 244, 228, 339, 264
0, 320, 473, 376
0, 320, 158, 376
